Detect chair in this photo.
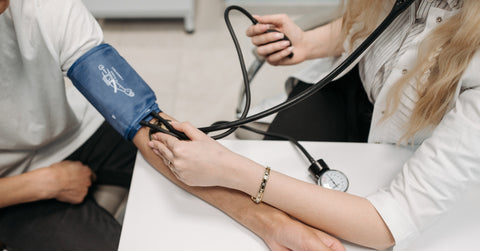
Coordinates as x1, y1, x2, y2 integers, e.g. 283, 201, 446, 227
93, 185, 129, 224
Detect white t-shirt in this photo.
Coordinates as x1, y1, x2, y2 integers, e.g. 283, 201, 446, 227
0, 0, 104, 176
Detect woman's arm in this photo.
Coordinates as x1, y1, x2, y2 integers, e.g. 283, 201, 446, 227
133, 113, 345, 251
240, 163, 395, 250
246, 15, 344, 66
149, 121, 394, 250
150, 84, 480, 250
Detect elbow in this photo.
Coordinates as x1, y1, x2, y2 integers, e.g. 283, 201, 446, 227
368, 229, 395, 251
371, 240, 395, 251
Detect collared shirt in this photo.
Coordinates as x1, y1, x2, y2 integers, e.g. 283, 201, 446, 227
362, 0, 463, 105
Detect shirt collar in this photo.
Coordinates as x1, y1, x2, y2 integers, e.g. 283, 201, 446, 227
415, 0, 462, 9
412, 0, 463, 22
447, 0, 460, 9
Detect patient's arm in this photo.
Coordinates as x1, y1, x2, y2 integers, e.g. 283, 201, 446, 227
132, 113, 344, 251
0, 161, 94, 208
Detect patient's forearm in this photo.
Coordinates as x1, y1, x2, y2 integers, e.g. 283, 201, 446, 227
0, 167, 57, 208
0, 173, 42, 208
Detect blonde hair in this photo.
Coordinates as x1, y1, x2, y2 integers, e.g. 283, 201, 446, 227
339, 0, 480, 143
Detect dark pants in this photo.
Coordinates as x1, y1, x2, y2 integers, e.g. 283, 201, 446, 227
0, 122, 137, 251
266, 65, 373, 142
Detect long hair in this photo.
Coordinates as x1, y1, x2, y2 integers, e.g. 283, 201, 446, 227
338, 0, 480, 143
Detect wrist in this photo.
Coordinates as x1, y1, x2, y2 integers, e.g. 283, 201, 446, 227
302, 30, 317, 59
303, 30, 329, 60
222, 156, 265, 197
304, 18, 344, 59
31, 166, 59, 200
243, 202, 288, 240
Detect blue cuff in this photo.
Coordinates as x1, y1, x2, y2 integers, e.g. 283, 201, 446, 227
68, 44, 161, 140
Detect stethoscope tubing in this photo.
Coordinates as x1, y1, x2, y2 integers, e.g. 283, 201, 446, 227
199, 0, 415, 139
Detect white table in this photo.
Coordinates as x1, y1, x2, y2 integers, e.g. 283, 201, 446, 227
119, 140, 480, 250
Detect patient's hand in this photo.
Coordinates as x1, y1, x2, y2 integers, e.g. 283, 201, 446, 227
43, 160, 94, 204
261, 210, 345, 251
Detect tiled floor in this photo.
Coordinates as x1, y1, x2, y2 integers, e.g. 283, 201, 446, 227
98, 0, 336, 138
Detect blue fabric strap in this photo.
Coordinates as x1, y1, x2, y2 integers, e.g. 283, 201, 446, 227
67, 44, 161, 140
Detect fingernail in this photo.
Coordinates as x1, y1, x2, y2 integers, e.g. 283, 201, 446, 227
152, 134, 158, 140
148, 141, 154, 148
274, 32, 283, 39
288, 46, 294, 51
281, 40, 290, 46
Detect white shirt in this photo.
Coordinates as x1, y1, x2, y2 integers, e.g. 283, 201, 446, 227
288, 1, 480, 250
0, 0, 104, 176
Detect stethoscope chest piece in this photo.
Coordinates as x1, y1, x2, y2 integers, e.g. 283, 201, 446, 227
309, 159, 349, 192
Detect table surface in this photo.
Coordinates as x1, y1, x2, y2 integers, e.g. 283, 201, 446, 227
119, 140, 480, 251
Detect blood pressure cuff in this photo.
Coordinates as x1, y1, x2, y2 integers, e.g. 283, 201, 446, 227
67, 43, 160, 140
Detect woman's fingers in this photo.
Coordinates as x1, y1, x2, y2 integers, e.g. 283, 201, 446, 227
251, 31, 285, 46
148, 138, 181, 178
246, 13, 302, 65
246, 14, 291, 38
265, 46, 294, 65
255, 14, 290, 27
149, 121, 209, 159
246, 23, 270, 37
256, 38, 290, 54
149, 138, 174, 161
170, 121, 209, 141
153, 132, 178, 150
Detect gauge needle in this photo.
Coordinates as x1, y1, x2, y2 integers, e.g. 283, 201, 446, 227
329, 174, 338, 187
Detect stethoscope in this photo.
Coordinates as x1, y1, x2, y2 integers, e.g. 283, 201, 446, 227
141, 0, 415, 192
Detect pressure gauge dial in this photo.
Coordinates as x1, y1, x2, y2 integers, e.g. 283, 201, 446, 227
318, 169, 349, 192
308, 159, 349, 192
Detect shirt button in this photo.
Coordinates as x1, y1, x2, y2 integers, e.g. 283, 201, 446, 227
436, 17, 443, 23
402, 69, 408, 75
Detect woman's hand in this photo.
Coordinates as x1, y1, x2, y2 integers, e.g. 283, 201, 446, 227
247, 14, 307, 66
146, 120, 347, 251
148, 122, 249, 188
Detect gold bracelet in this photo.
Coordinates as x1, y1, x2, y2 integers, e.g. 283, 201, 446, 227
251, 167, 271, 204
